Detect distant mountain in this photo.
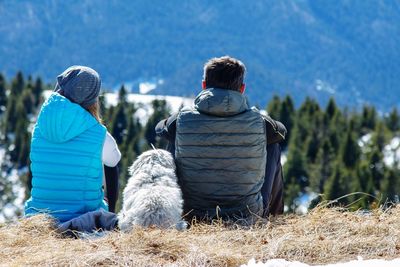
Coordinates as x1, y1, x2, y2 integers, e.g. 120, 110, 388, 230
0, 0, 399, 110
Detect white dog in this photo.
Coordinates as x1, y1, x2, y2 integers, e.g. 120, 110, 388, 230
118, 149, 186, 231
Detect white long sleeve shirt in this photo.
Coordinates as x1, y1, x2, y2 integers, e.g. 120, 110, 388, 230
102, 131, 121, 167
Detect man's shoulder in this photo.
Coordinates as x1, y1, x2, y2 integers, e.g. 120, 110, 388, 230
247, 106, 274, 122
179, 106, 194, 113
246, 107, 287, 144
260, 113, 287, 145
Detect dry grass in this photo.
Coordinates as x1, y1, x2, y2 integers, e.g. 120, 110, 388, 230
1, 206, 399, 266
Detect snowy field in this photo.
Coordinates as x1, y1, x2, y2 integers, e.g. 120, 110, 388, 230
44, 90, 194, 125
242, 258, 400, 267
103, 92, 193, 124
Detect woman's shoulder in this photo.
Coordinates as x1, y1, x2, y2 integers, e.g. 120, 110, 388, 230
102, 131, 121, 167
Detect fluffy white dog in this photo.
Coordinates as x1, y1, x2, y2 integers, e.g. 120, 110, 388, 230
118, 149, 186, 231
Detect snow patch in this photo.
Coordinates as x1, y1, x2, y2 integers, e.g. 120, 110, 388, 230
315, 80, 336, 94
294, 191, 318, 214
281, 152, 287, 166
357, 134, 400, 168
104, 92, 193, 124
358, 133, 372, 152
383, 136, 400, 168
0, 147, 5, 167
43, 90, 194, 125
139, 82, 157, 94
139, 79, 164, 94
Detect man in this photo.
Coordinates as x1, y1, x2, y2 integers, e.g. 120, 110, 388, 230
156, 56, 286, 222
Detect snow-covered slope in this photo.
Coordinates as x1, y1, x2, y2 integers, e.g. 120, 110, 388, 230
103, 92, 193, 124
43, 90, 194, 124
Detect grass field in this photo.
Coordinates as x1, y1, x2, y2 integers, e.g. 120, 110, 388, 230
0, 206, 399, 266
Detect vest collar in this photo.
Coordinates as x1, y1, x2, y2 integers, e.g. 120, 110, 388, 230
194, 88, 249, 116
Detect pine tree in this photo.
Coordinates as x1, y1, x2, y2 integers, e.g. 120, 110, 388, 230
17, 130, 31, 168
354, 161, 375, 209
323, 162, 350, 205
144, 99, 170, 148
10, 71, 25, 97
322, 98, 339, 140
266, 95, 295, 149
32, 77, 44, 108
326, 111, 345, 154
21, 87, 34, 116
0, 73, 7, 113
296, 97, 321, 143
10, 101, 29, 165
111, 104, 127, 145
305, 129, 320, 163
266, 95, 281, 119
361, 105, 377, 132
385, 107, 400, 132
3, 95, 18, 135
368, 146, 385, 190
284, 124, 309, 210
381, 167, 400, 204
341, 126, 360, 169
324, 163, 343, 201
110, 85, 129, 144
124, 106, 141, 155
118, 84, 128, 106
325, 97, 338, 121
4, 72, 27, 136
104, 105, 115, 126
310, 138, 334, 193
372, 121, 386, 151
279, 95, 295, 149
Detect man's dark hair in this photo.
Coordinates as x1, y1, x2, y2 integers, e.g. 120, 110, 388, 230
203, 56, 246, 92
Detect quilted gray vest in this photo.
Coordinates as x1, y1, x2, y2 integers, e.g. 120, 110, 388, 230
175, 88, 267, 220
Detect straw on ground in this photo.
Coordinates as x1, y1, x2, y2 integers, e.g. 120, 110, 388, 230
0, 206, 399, 266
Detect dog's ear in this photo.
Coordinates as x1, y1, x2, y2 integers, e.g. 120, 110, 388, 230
129, 155, 144, 175
129, 151, 154, 175
155, 149, 176, 170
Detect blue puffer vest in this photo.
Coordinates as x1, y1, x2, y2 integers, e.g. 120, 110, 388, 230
24, 93, 107, 222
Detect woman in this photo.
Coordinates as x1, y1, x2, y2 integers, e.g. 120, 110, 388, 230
24, 66, 121, 223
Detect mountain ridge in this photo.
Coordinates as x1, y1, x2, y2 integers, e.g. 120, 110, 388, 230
0, 0, 399, 110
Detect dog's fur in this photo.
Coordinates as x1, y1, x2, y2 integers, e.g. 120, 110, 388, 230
118, 149, 185, 231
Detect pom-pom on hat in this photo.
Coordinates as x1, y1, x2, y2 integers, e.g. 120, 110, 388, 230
54, 65, 101, 108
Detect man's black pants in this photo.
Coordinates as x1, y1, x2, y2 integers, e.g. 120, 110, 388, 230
261, 143, 284, 217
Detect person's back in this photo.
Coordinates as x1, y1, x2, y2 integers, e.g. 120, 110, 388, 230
26, 92, 107, 222
25, 66, 121, 223
175, 88, 267, 220
156, 56, 286, 222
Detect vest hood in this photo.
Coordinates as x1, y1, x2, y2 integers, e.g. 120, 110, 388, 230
194, 88, 249, 116
36, 92, 99, 143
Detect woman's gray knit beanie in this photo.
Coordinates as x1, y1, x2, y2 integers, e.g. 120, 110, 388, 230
54, 66, 101, 108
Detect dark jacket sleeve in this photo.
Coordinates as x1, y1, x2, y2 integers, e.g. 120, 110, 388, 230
262, 114, 287, 145
155, 112, 178, 154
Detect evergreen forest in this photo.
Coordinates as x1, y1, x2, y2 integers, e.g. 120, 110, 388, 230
1, 72, 399, 220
